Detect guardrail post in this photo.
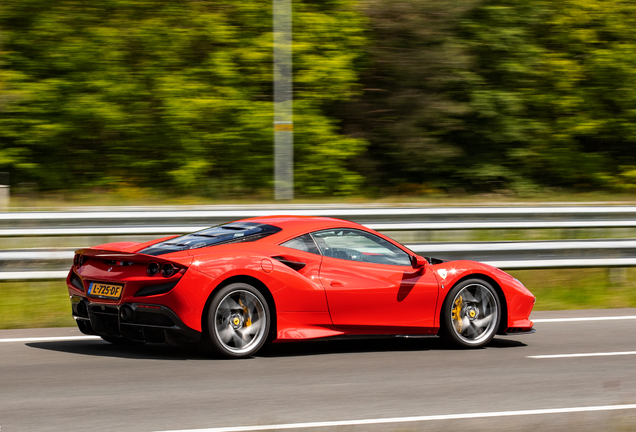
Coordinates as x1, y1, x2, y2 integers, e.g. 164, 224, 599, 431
0, 172, 8, 210
0, 186, 8, 210
609, 267, 628, 286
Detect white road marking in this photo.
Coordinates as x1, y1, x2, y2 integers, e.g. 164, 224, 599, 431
1, 315, 633, 342
533, 316, 636, 323
1, 315, 632, 343
0, 270, 70, 280
0, 336, 101, 343
528, 351, 636, 359
156, 404, 636, 432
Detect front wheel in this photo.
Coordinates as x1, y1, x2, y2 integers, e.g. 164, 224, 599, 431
440, 279, 501, 348
205, 283, 270, 359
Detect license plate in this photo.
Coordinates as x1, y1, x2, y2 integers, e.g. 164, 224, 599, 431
88, 282, 123, 299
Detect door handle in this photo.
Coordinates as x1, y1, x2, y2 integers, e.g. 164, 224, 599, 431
330, 280, 344, 287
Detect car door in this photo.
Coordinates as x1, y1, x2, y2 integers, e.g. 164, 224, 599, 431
313, 228, 439, 331
272, 233, 328, 312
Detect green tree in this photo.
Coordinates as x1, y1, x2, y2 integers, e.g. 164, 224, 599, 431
338, 0, 477, 193
345, 0, 636, 194
0, 0, 367, 196
454, 0, 636, 188
456, 0, 636, 191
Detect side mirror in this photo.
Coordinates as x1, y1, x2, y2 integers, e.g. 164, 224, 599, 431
411, 255, 427, 271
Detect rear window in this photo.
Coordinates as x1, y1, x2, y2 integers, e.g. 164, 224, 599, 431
139, 222, 282, 256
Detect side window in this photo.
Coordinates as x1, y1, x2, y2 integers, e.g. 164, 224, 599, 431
311, 229, 412, 266
280, 234, 320, 255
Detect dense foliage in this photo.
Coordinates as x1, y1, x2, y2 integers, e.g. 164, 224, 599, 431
0, 0, 366, 195
348, 0, 636, 194
2, 0, 636, 197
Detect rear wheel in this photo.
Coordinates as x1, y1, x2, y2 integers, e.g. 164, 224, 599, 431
440, 279, 501, 348
205, 283, 270, 359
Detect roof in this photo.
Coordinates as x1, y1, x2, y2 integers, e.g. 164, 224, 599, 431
240, 215, 364, 238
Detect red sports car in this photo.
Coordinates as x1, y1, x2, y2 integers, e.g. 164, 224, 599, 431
67, 216, 535, 358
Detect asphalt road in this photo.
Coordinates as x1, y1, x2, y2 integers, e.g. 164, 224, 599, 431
1, 309, 636, 432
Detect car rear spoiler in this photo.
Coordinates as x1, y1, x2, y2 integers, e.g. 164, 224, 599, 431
74, 248, 193, 267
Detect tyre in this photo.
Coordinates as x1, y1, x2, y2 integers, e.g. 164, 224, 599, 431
440, 279, 501, 348
205, 283, 270, 359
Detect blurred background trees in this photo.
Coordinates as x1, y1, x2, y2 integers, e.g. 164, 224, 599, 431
1, 0, 636, 198
0, 0, 366, 196
346, 0, 636, 195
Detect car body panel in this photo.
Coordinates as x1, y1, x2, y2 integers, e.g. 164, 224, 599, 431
428, 260, 536, 330
319, 256, 439, 331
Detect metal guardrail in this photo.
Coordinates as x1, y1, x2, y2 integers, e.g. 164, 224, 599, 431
11, 259, 636, 281
4, 220, 636, 237
1, 205, 636, 279
3, 238, 636, 279
5, 239, 636, 260
3, 205, 636, 220
3, 205, 636, 224
0, 227, 205, 237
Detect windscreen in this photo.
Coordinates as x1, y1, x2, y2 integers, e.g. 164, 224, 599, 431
139, 222, 282, 256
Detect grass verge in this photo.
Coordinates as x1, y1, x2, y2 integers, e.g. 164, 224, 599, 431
8, 188, 636, 209
509, 268, 636, 311
0, 281, 75, 329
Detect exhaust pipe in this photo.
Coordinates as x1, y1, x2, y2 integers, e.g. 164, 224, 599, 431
76, 299, 88, 318
119, 305, 135, 323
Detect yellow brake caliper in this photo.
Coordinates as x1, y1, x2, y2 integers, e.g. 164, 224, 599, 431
239, 299, 252, 327
451, 295, 463, 332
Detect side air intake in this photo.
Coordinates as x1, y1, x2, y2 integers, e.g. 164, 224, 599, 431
272, 256, 306, 271
70, 272, 84, 291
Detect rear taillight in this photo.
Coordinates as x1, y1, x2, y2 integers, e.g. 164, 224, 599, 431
161, 263, 176, 277
74, 254, 87, 267
147, 261, 179, 278
147, 262, 160, 276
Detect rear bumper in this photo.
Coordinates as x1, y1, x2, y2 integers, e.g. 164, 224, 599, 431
71, 296, 201, 344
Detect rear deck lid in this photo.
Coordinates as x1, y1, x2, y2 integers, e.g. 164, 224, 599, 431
137, 222, 282, 257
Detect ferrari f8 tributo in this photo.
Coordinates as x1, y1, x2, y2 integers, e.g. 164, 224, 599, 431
67, 216, 535, 358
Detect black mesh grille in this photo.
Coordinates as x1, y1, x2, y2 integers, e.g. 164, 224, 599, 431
90, 305, 118, 315
136, 311, 175, 327
70, 273, 84, 291
139, 222, 282, 256
134, 280, 179, 297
